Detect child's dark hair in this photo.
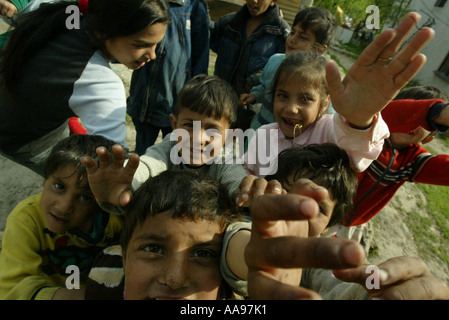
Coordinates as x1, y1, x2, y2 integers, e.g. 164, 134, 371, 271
266, 144, 357, 228
271, 51, 329, 109
294, 7, 337, 49
174, 74, 238, 127
44, 134, 116, 186
394, 85, 449, 101
1, 0, 171, 90
120, 170, 244, 252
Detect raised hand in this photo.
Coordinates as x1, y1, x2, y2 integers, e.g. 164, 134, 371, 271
80, 144, 140, 207
333, 256, 449, 300
245, 179, 366, 299
233, 175, 284, 207
328, 12, 435, 128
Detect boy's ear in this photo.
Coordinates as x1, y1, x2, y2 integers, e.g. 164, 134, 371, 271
169, 113, 178, 130
316, 44, 328, 55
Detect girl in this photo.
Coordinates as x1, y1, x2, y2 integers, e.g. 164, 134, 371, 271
0, 0, 171, 176
0, 134, 123, 300
242, 11, 434, 179
238, 6, 337, 130
243, 50, 390, 177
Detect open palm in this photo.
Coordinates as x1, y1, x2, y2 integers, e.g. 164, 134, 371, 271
328, 13, 434, 128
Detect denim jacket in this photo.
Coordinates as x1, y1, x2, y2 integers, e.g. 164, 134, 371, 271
127, 0, 210, 127
210, 4, 290, 96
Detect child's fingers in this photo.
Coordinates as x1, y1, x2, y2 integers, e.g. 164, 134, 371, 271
250, 193, 319, 228
96, 146, 112, 169
246, 236, 365, 270
374, 12, 422, 64
247, 271, 322, 300
325, 60, 344, 102
289, 178, 329, 203
387, 27, 434, 80
356, 29, 397, 66
80, 156, 98, 175
110, 144, 127, 170
393, 53, 427, 89
119, 191, 133, 207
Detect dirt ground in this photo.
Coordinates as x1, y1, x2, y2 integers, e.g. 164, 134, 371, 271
1, 0, 448, 290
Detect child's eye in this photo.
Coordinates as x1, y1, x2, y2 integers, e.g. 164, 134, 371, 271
53, 183, 65, 192
276, 93, 288, 100
143, 244, 163, 255
79, 194, 94, 202
192, 249, 217, 258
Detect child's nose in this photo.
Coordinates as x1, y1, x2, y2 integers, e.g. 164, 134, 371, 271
285, 101, 300, 114
54, 195, 75, 216
144, 45, 157, 61
160, 257, 190, 290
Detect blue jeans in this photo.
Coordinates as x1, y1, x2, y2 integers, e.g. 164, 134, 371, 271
132, 119, 172, 155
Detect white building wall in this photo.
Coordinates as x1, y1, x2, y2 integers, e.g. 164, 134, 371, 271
407, 0, 449, 95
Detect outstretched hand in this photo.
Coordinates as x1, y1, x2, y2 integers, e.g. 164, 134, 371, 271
245, 179, 366, 299
328, 12, 435, 128
80, 144, 140, 207
333, 256, 449, 300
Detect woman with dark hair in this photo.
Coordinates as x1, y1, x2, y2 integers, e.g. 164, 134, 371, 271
0, 0, 171, 176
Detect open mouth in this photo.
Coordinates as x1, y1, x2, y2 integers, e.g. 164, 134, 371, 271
282, 117, 303, 130
48, 212, 70, 225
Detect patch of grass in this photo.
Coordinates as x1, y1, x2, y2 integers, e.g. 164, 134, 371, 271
406, 182, 449, 267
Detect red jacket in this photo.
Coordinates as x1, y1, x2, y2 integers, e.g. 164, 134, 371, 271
345, 99, 449, 226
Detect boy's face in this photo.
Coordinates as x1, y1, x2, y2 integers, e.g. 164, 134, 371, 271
273, 73, 329, 138
286, 23, 320, 55
169, 109, 231, 166
283, 177, 336, 237
103, 23, 167, 70
122, 211, 224, 300
41, 164, 98, 234
246, 0, 275, 17
389, 128, 435, 148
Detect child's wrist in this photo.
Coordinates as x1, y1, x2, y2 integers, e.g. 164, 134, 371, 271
341, 115, 374, 130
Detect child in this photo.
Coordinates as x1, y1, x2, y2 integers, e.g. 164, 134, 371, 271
85, 170, 245, 300
243, 50, 390, 177
0, 134, 123, 300
0, 0, 171, 176
210, 0, 290, 130
244, 179, 449, 300
223, 143, 358, 290
242, 10, 435, 178
81, 74, 248, 211
127, 0, 211, 155
239, 6, 337, 130
343, 86, 449, 228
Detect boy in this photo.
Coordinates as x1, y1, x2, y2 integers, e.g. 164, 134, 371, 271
81, 74, 248, 210
0, 135, 122, 300
223, 143, 359, 293
210, 0, 290, 97
85, 170, 245, 300
239, 6, 337, 130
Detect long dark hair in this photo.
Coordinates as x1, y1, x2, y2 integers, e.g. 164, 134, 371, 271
0, 0, 171, 90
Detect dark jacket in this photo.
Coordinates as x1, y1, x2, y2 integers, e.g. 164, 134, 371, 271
210, 4, 290, 95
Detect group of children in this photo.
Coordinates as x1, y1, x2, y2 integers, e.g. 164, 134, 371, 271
0, 0, 448, 300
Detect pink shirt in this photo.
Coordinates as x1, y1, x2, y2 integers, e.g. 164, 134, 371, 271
243, 113, 390, 177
